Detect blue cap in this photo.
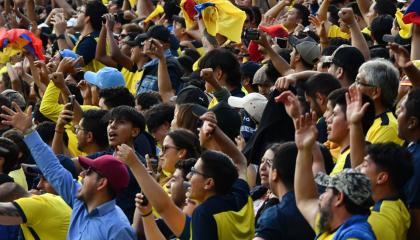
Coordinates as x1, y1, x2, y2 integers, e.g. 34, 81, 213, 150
59, 49, 79, 60
84, 67, 125, 89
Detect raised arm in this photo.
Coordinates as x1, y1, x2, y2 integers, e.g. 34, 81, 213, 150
356, 0, 372, 24
388, 43, 420, 88
339, 8, 369, 60
116, 145, 187, 237
0, 103, 79, 206
137, 0, 155, 19
132, 193, 166, 240
96, 19, 118, 68
294, 112, 320, 230
52, 105, 74, 155
264, 0, 291, 20
411, 25, 420, 62
346, 86, 370, 168
200, 112, 248, 181
106, 16, 134, 70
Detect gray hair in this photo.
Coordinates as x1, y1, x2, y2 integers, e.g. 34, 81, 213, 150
358, 59, 399, 109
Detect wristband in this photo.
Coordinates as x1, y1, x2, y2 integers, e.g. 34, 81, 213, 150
56, 34, 66, 40
141, 210, 153, 217
23, 125, 37, 136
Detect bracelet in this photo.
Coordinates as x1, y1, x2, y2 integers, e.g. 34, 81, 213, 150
55, 129, 64, 134
141, 210, 153, 217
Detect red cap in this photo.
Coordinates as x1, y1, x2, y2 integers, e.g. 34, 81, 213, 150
79, 155, 129, 195
259, 25, 289, 38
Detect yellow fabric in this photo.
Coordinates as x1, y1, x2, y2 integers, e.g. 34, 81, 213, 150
39, 81, 99, 156
368, 199, 410, 240
192, 57, 201, 71
0, 66, 7, 74
396, 9, 412, 39
145, 5, 164, 23
181, 0, 246, 43
212, 197, 255, 239
14, 194, 71, 240
315, 213, 335, 240
366, 112, 404, 145
361, 27, 371, 36
8, 168, 28, 191
121, 67, 143, 95
324, 140, 341, 164
73, 37, 107, 73
329, 147, 350, 176
327, 25, 350, 39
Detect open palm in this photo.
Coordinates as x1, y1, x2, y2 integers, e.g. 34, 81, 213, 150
0, 102, 33, 132
346, 86, 369, 124
295, 112, 318, 150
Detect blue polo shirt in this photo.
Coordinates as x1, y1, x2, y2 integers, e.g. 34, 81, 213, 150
255, 191, 315, 239
404, 141, 420, 208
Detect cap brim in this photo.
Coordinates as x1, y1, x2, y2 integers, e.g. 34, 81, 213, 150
191, 104, 208, 118
382, 34, 396, 43
314, 172, 331, 187
84, 71, 99, 87
228, 96, 246, 108
78, 156, 95, 170
288, 35, 300, 47
21, 163, 42, 176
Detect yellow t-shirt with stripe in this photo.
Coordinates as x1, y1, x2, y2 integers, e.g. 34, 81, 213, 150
329, 146, 351, 176
366, 111, 404, 145
121, 67, 143, 95
13, 194, 71, 240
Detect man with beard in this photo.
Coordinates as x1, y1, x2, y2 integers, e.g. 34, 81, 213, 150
293, 112, 375, 240
0, 103, 136, 239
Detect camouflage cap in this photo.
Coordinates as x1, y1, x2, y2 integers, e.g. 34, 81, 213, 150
315, 169, 372, 206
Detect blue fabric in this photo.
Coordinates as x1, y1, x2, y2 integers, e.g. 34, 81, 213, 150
255, 191, 315, 239
333, 215, 376, 240
404, 142, 420, 208
0, 225, 19, 240
23, 132, 136, 240
240, 110, 257, 142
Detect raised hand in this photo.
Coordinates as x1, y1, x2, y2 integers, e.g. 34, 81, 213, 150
49, 72, 66, 90
338, 8, 356, 26
275, 90, 302, 120
346, 86, 370, 124
198, 111, 218, 146
295, 112, 318, 150
388, 43, 411, 69
308, 15, 327, 41
0, 102, 33, 133
53, 12, 67, 35
134, 193, 152, 215
115, 144, 138, 166
143, 38, 165, 60
56, 104, 74, 129
56, 57, 78, 74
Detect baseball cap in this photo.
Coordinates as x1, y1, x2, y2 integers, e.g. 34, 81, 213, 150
252, 65, 273, 85
59, 49, 79, 60
382, 34, 411, 46
192, 102, 241, 141
78, 155, 130, 194
240, 61, 260, 79
259, 25, 289, 38
1, 89, 26, 109
84, 67, 125, 89
289, 36, 320, 65
324, 45, 365, 72
175, 85, 209, 108
228, 93, 268, 123
138, 25, 171, 43
315, 169, 372, 206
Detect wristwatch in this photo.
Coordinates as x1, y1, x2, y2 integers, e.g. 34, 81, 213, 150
56, 34, 66, 40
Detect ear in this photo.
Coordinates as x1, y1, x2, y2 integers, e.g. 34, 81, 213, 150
334, 191, 345, 207
131, 127, 141, 138
294, 54, 301, 64
408, 116, 419, 130
96, 177, 108, 192
315, 92, 326, 105
376, 172, 389, 185
204, 178, 215, 191
271, 168, 279, 182
214, 67, 223, 82
336, 67, 344, 80
371, 87, 381, 101
84, 15, 90, 25
177, 148, 187, 159
86, 131, 94, 144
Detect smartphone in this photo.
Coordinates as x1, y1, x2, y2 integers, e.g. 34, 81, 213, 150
140, 193, 149, 206
243, 29, 260, 41
148, 155, 159, 173
276, 37, 288, 48
67, 95, 75, 110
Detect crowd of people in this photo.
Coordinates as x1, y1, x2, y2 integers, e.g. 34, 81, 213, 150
0, 0, 419, 238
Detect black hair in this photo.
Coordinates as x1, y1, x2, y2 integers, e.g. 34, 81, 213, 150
329, 38, 351, 47
0, 95, 11, 116
163, 0, 180, 22
370, 46, 390, 59
198, 48, 242, 88
99, 87, 135, 108
405, 89, 420, 120
145, 103, 174, 133
182, 48, 201, 63
67, 84, 84, 105
330, 90, 376, 135
178, 55, 194, 74
168, 129, 201, 159
347, 2, 362, 17
370, 15, 393, 45
175, 158, 197, 180
173, 16, 186, 28
271, 142, 298, 190
81, 110, 109, 149
366, 143, 413, 190
0, 137, 19, 174
265, 60, 281, 82
200, 150, 238, 195
294, 4, 310, 26
135, 91, 162, 111
250, 7, 262, 26
85, 0, 108, 31
373, 0, 397, 17
1, 72, 11, 89
328, 5, 340, 25
2, 130, 31, 165
105, 105, 146, 132
32, 102, 52, 124
332, 188, 373, 215
304, 73, 341, 99
36, 122, 69, 146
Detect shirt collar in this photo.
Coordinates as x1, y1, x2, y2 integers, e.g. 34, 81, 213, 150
88, 199, 117, 217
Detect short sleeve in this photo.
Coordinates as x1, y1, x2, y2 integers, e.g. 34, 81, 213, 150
75, 37, 97, 64
255, 210, 283, 240
13, 196, 45, 226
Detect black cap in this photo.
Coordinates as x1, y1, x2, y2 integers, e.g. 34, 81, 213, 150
382, 34, 411, 46
139, 25, 171, 43
326, 45, 365, 73
176, 85, 209, 108
125, 34, 148, 46
22, 155, 79, 179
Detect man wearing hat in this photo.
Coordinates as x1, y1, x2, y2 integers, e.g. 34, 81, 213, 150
0, 103, 136, 239
288, 36, 321, 73
136, 25, 183, 97
293, 113, 375, 240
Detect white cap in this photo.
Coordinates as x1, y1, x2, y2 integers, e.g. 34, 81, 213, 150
228, 93, 268, 123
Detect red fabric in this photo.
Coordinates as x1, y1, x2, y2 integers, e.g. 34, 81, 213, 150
248, 41, 264, 62
259, 25, 289, 38
184, 0, 198, 22
402, 12, 420, 25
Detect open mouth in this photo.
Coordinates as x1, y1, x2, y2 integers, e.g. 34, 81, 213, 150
108, 131, 117, 141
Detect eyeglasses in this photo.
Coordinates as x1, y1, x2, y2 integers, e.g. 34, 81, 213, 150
355, 80, 376, 88
161, 145, 179, 154
261, 157, 273, 167
190, 167, 209, 178
85, 167, 104, 178
74, 125, 85, 133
